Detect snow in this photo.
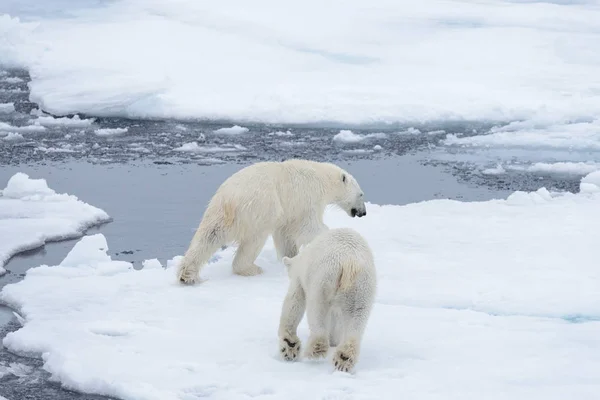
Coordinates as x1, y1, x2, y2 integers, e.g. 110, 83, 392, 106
94, 127, 128, 136
333, 130, 386, 144
2, 132, 23, 141
213, 125, 249, 135
1, 173, 599, 400
1, 1, 599, 130
0, 172, 110, 270
174, 142, 247, 153
0, 103, 14, 113
32, 114, 95, 127
0, 121, 45, 132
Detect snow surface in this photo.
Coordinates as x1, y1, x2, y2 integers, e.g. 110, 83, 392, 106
1, 0, 600, 130
0, 172, 110, 270
213, 125, 249, 135
1, 173, 599, 400
94, 127, 128, 136
333, 130, 386, 144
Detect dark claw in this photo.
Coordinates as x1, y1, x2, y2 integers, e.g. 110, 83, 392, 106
280, 347, 286, 353
283, 338, 296, 347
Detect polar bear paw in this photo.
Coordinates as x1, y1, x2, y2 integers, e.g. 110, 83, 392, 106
333, 343, 357, 373
305, 335, 329, 359
177, 267, 202, 285
233, 264, 264, 277
279, 334, 301, 361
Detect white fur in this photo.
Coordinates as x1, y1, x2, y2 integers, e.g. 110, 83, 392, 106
278, 227, 376, 373
177, 159, 367, 283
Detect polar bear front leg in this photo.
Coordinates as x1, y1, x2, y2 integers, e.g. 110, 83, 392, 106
232, 232, 269, 276
278, 281, 306, 361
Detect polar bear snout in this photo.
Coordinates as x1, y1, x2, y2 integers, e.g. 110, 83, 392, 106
351, 207, 367, 218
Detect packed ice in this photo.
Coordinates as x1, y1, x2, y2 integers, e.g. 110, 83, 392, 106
0, 0, 598, 132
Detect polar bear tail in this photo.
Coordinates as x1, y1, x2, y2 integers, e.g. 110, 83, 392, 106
337, 259, 361, 292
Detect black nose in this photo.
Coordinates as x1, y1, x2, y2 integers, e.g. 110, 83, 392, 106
351, 208, 357, 217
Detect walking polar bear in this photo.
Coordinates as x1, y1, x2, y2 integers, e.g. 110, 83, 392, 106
177, 159, 367, 284
278, 227, 376, 373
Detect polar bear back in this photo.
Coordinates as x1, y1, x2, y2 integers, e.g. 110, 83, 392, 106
209, 159, 347, 228
291, 227, 376, 297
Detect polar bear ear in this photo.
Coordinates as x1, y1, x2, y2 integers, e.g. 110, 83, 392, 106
282, 257, 292, 268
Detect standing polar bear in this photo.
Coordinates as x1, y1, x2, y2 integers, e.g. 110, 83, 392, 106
278, 227, 377, 373
177, 159, 367, 284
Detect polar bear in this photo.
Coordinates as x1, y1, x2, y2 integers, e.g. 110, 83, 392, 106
177, 159, 367, 284
278, 227, 376, 373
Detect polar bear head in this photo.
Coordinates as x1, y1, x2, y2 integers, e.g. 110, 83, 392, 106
334, 170, 366, 218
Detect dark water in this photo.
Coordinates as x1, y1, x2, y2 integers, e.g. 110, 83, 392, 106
0, 67, 587, 399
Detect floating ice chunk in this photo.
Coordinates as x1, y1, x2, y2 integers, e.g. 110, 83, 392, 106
2, 77, 23, 84
213, 125, 249, 135
482, 164, 506, 175
0, 173, 110, 269
32, 115, 95, 127
580, 171, 600, 193
333, 130, 386, 143
0, 103, 14, 114
0, 122, 45, 133
174, 142, 246, 153
526, 162, 600, 176
268, 130, 293, 137
443, 119, 600, 151
3, 132, 23, 141
94, 127, 128, 136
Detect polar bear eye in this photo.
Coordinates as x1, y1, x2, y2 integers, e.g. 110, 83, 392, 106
342, 174, 346, 183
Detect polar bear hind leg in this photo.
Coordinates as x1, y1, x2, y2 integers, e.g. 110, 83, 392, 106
278, 281, 306, 361
273, 226, 298, 260
232, 231, 270, 276
332, 296, 373, 372
304, 293, 331, 359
